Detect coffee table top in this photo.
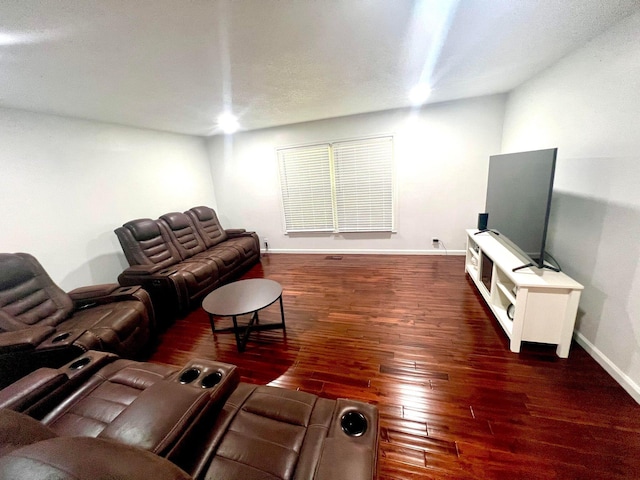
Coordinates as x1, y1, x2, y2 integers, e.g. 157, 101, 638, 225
202, 279, 283, 317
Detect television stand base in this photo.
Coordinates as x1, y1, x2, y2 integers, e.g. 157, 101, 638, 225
465, 229, 583, 358
513, 262, 560, 273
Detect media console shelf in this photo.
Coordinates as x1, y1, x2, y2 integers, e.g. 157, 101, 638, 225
465, 229, 583, 358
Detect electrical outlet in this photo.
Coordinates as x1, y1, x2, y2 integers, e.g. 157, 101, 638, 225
264, 238, 269, 251
431, 237, 440, 244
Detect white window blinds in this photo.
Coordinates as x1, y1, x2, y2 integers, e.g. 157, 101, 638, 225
278, 135, 394, 233
278, 144, 335, 232
333, 136, 394, 232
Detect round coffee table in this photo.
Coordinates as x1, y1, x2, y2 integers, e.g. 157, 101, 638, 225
202, 279, 285, 352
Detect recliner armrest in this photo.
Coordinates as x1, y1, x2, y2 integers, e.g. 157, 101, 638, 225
121, 264, 175, 276
0, 367, 67, 411
224, 228, 248, 237
0, 326, 56, 353
314, 399, 379, 480
68, 284, 151, 311
118, 266, 189, 319
68, 284, 119, 301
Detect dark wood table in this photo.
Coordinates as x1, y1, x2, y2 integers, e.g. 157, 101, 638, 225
201, 279, 285, 352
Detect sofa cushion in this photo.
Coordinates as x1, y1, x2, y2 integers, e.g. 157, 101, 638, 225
116, 219, 182, 268
0, 408, 58, 457
160, 212, 208, 260
0, 436, 192, 480
123, 218, 161, 242
221, 236, 261, 260
186, 206, 228, 248
202, 383, 379, 480
0, 253, 73, 330
0, 255, 34, 291
42, 360, 179, 439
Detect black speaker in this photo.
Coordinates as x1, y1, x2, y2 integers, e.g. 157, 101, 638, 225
477, 213, 488, 231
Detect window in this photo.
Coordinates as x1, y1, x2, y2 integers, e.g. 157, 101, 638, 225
278, 135, 394, 233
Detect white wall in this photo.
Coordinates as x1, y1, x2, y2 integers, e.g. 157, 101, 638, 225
501, 12, 640, 401
0, 108, 216, 290
207, 95, 506, 255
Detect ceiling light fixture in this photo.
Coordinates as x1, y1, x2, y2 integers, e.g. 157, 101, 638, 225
408, 84, 432, 106
217, 112, 239, 134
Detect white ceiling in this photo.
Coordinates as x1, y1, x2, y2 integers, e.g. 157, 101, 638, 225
1, 0, 638, 136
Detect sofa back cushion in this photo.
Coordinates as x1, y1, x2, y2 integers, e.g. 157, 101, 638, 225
0, 436, 193, 480
0, 253, 73, 331
158, 213, 206, 260
185, 206, 228, 248
0, 408, 58, 457
114, 219, 181, 268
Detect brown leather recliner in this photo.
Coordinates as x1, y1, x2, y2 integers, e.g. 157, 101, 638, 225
0, 352, 379, 479
0, 253, 154, 387
115, 206, 260, 322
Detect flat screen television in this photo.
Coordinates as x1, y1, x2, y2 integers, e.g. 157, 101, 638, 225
483, 148, 558, 271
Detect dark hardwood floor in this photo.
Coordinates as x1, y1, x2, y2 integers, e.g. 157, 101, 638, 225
148, 254, 640, 480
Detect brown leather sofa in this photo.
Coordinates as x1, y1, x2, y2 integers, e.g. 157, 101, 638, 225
0, 351, 379, 479
0, 253, 154, 388
115, 206, 260, 322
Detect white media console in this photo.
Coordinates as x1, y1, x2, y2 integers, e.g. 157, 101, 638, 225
465, 229, 583, 358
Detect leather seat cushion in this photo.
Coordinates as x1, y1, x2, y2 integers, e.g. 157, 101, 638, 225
43, 360, 178, 440
194, 247, 239, 275
223, 236, 259, 258
175, 261, 217, 283
205, 384, 334, 480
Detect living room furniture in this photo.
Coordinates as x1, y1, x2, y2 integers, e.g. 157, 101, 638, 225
465, 229, 583, 357
0, 253, 154, 388
114, 206, 260, 322
0, 351, 379, 480
202, 278, 286, 352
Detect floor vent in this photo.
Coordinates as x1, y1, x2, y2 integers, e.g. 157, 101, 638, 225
325, 255, 343, 260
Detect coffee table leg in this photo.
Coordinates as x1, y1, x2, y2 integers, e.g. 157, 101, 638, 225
279, 295, 286, 330
231, 315, 242, 351
208, 314, 215, 332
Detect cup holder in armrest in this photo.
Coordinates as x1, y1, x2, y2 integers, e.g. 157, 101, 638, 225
69, 357, 91, 370
51, 332, 71, 343
179, 367, 201, 385
200, 371, 223, 389
340, 410, 368, 437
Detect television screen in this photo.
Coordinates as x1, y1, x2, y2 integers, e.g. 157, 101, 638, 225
484, 148, 557, 270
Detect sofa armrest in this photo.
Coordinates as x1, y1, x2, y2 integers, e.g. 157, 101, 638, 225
68, 284, 119, 301
68, 284, 152, 310
118, 267, 189, 321
121, 264, 175, 276
0, 367, 68, 411
314, 399, 379, 480
69, 284, 119, 310
225, 228, 247, 237
0, 326, 56, 353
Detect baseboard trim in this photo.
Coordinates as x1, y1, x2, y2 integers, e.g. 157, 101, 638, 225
574, 331, 640, 404
260, 249, 465, 255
